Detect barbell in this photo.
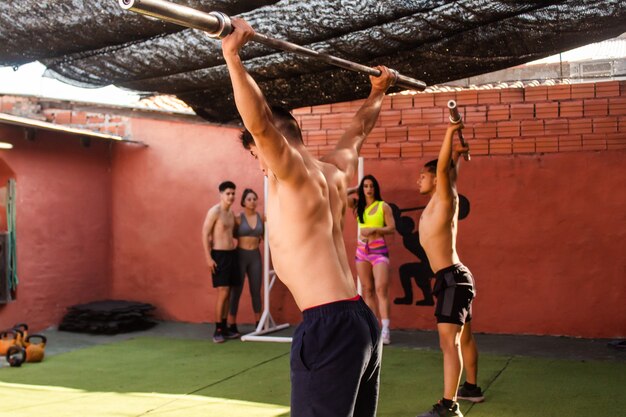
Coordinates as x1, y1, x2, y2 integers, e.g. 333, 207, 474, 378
118, 0, 427, 91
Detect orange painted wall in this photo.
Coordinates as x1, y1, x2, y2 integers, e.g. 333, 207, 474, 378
1, 80, 624, 338
0, 125, 112, 331
109, 118, 271, 324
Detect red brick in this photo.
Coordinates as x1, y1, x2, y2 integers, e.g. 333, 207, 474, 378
568, 119, 593, 135
470, 139, 489, 156
535, 136, 559, 153
300, 115, 321, 130
620, 116, 626, 131
524, 86, 548, 102
413, 93, 435, 108
535, 102, 558, 119
360, 143, 379, 159
326, 129, 343, 144
293, 106, 311, 115
478, 90, 501, 105
500, 88, 525, 104
497, 121, 520, 137
71, 112, 88, 125
391, 94, 414, 109
489, 138, 512, 155
115, 125, 126, 137
560, 101, 583, 118
570, 83, 595, 99
408, 125, 430, 142
465, 106, 487, 123
621, 81, 626, 96
544, 119, 569, 135
488, 104, 510, 121
547, 84, 571, 101
321, 113, 344, 130
595, 81, 620, 98
510, 103, 534, 120
306, 130, 327, 146
87, 114, 105, 123
401, 108, 422, 125
0, 101, 14, 112
340, 114, 355, 129
608, 97, 626, 116
513, 138, 536, 154
311, 104, 332, 114
584, 98, 608, 117
434, 91, 457, 107
109, 117, 122, 123
386, 126, 408, 142
593, 117, 618, 134
330, 102, 351, 113
367, 127, 386, 143
401, 143, 423, 158
379, 110, 402, 127
456, 90, 478, 106
473, 123, 497, 140
521, 120, 544, 137
582, 133, 607, 151
429, 125, 448, 142
421, 107, 445, 124
606, 133, 626, 150
558, 135, 582, 152
379, 142, 402, 158
423, 141, 443, 156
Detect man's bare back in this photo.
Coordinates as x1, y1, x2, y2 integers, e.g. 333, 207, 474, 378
265, 158, 356, 310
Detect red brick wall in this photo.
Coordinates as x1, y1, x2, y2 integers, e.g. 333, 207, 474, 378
295, 80, 626, 158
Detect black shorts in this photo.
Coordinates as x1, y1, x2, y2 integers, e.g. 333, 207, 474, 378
291, 297, 381, 417
211, 249, 240, 288
433, 263, 476, 326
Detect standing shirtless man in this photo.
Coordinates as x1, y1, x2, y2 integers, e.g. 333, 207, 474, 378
416, 123, 483, 417
202, 181, 239, 343
221, 18, 395, 417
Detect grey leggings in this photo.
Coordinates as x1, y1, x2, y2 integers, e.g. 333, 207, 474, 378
229, 248, 263, 316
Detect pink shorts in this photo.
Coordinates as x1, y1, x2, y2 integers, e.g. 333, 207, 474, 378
355, 239, 390, 266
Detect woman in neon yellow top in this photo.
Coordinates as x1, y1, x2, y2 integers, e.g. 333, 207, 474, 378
348, 174, 396, 344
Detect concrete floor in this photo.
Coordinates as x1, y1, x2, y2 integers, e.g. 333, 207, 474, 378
17, 321, 626, 362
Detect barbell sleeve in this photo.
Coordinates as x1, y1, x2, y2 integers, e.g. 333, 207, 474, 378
118, 0, 427, 91
447, 100, 471, 161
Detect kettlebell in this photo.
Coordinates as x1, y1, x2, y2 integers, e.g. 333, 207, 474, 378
6, 345, 26, 367
0, 330, 18, 355
13, 323, 28, 345
24, 334, 47, 363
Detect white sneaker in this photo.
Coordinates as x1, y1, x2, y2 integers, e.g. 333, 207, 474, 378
381, 328, 390, 345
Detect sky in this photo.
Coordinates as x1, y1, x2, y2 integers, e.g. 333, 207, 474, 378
0, 61, 141, 107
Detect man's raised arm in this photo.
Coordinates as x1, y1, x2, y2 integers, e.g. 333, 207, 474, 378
435, 123, 464, 201
322, 66, 396, 179
221, 19, 304, 181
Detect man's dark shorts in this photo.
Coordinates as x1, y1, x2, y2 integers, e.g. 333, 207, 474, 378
211, 249, 240, 288
433, 263, 476, 326
291, 296, 381, 417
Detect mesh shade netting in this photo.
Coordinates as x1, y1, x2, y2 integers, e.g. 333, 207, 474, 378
0, 0, 624, 123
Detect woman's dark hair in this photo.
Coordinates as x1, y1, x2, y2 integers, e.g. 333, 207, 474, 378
241, 188, 258, 207
356, 174, 382, 224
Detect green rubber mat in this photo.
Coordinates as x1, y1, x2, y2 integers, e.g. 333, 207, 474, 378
0, 337, 623, 416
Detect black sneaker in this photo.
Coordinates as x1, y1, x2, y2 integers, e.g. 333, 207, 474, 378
212, 327, 225, 344
457, 384, 485, 403
225, 324, 241, 339
416, 401, 463, 417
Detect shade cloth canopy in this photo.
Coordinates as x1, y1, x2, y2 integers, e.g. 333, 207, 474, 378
1, 0, 624, 123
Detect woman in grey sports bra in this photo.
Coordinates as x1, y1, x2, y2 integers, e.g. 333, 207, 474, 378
227, 188, 264, 336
